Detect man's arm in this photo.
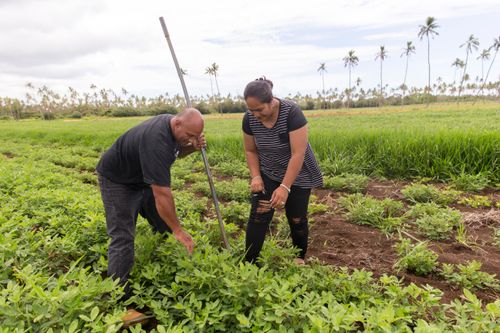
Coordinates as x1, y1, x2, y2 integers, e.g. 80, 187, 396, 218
151, 184, 194, 254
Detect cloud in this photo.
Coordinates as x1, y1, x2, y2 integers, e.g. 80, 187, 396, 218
0, 0, 499, 98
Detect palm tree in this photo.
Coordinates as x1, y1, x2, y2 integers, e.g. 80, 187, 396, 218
375, 45, 388, 106
451, 58, 465, 84
477, 49, 491, 83
418, 17, 439, 103
205, 66, 215, 103
458, 34, 479, 102
476, 36, 500, 99
210, 62, 222, 114
317, 63, 327, 109
210, 62, 221, 97
343, 50, 359, 108
400, 41, 416, 102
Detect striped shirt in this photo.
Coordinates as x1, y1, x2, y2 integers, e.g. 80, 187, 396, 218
242, 98, 323, 189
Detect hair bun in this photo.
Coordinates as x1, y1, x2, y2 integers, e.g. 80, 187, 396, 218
255, 76, 273, 89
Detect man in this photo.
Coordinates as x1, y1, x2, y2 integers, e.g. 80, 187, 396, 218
96, 108, 205, 325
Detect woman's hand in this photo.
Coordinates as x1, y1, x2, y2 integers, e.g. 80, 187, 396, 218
270, 186, 289, 209
250, 175, 265, 193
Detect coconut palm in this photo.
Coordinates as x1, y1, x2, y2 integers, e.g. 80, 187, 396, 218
418, 17, 439, 103
343, 50, 359, 108
476, 36, 500, 98
451, 58, 465, 84
458, 34, 479, 101
375, 45, 388, 106
205, 66, 215, 103
317, 63, 327, 109
400, 41, 416, 101
477, 49, 491, 83
209, 62, 223, 114
210, 62, 221, 97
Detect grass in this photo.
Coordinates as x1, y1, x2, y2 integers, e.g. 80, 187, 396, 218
1, 102, 498, 183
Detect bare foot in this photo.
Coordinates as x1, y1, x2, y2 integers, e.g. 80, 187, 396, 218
294, 258, 306, 265
121, 309, 151, 328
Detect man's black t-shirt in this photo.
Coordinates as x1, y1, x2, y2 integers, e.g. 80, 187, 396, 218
96, 114, 179, 187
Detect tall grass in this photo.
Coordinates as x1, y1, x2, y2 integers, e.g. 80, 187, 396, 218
1, 103, 498, 183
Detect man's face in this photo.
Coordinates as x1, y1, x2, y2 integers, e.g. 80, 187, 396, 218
175, 123, 202, 146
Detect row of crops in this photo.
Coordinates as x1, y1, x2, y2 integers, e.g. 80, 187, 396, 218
0, 103, 499, 331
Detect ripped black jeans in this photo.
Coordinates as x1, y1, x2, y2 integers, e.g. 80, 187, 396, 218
245, 173, 311, 263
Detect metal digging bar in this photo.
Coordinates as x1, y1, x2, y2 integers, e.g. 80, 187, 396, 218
159, 16, 230, 250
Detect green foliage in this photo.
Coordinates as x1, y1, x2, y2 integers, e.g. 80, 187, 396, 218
402, 183, 461, 205
192, 178, 250, 202
221, 201, 250, 226
308, 195, 329, 215
338, 193, 405, 233
494, 228, 500, 247
394, 238, 439, 276
440, 261, 500, 291
457, 195, 492, 208
451, 173, 490, 192
1, 111, 499, 331
323, 173, 370, 193
407, 203, 462, 240
445, 290, 500, 333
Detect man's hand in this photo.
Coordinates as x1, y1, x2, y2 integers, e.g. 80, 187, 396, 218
173, 228, 194, 254
193, 133, 206, 150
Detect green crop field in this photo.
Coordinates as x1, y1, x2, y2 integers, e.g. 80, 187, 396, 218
1, 102, 499, 332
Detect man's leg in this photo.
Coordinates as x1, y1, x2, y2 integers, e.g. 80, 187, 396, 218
98, 174, 142, 300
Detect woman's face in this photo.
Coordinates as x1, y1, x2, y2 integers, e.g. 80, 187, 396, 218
245, 96, 274, 121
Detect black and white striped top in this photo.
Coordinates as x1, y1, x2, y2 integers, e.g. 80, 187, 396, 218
242, 98, 323, 189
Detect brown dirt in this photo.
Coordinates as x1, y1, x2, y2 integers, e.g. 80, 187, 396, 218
308, 180, 500, 304
2, 152, 15, 158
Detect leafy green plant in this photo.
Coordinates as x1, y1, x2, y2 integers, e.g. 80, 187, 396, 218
308, 194, 329, 215
402, 183, 460, 205
323, 173, 369, 193
440, 261, 499, 291
221, 201, 250, 226
338, 193, 405, 233
451, 173, 490, 192
394, 238, 438, 276
493, 228, 500, 247
406, 203, 462, 240
457, 195, 492, 208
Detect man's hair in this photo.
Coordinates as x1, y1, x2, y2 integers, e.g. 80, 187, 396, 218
243, 76, 274, 103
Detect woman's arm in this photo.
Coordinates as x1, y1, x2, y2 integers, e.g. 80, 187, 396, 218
243, 133, 265, 193
270, 125, 308, 208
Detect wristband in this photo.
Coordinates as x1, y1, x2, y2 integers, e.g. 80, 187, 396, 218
280, 183, 291, 193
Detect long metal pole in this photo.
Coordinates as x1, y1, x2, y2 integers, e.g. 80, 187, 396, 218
159, 16, 230, 250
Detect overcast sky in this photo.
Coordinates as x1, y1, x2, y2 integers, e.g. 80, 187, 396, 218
0, 0, 499, 100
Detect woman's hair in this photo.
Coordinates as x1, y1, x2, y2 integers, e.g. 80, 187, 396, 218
243, 76, 274, 103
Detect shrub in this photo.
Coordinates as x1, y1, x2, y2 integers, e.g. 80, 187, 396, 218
402, 183, 460, 205
440, 261, 499, 290
338, 194, 405, 233
394, 238, 438, 276
323, 173, 369, 193
451, 173, 490, 192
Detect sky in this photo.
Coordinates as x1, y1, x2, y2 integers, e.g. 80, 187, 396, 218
0, 0, 499, 100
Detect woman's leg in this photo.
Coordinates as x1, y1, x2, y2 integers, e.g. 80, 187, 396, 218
245, 174, 279, 263
285, 187, 311, 259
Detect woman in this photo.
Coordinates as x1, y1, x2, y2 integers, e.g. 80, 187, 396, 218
242, 77, 323, 264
